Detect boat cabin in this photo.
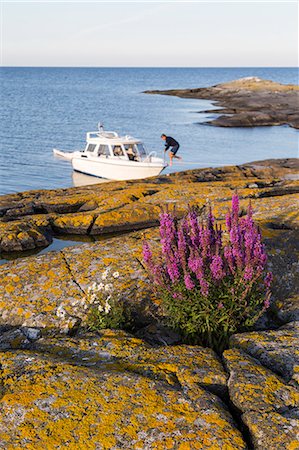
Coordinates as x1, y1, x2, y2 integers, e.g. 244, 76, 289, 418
84, 131, 148, 162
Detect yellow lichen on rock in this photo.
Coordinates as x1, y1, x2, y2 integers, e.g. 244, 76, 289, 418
0, 350, 246, 449
230, 322, 299, 386
1, 159, 298, 253
223, 348, 299, 450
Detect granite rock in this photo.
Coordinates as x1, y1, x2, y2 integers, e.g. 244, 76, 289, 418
230, 322, 299, 386
223, 348, 299, 449
0, 158, 298, 253
0, 334, 246, 449
145, 77, 299, 129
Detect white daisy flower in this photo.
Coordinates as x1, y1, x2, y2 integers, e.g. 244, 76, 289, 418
104, 300, 111, 314
56, 305, 66, 318
113, 271, 120, 279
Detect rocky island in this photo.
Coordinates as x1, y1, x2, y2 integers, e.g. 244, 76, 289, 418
145, 77, 299, 129
0, 158, 299, 449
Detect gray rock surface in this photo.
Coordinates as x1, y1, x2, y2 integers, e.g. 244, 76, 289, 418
223, 348, 299, 449
145, 77, 299, 129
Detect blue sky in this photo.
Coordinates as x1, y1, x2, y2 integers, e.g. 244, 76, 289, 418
1, 1, 298, 67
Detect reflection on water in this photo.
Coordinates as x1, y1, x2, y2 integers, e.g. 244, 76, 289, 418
72, 171, 111, 187
0, 237, 86, 266
0, 230, 135, 265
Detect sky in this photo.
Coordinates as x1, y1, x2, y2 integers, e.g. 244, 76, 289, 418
1, 1, 298, 67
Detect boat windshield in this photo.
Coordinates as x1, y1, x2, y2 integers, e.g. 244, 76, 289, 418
135, 143, 147, 157
124, 144, 138, 161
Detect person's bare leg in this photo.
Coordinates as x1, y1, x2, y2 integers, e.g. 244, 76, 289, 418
169, 152, 174, 166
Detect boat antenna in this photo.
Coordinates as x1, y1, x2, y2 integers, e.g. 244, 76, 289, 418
98, 122, 104, 132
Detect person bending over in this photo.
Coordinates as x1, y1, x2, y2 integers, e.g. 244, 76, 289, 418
161, 134, 182, 166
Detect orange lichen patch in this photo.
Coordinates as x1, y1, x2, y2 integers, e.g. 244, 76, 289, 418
5, 284, 15, 294
223, 349, 299, 413
0, 252, 82, 331
0, 351, 246, 450
52, 213, 95, 233
90, 203, 161, 234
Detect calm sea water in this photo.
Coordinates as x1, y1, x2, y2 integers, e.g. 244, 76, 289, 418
0, 67, 298, 195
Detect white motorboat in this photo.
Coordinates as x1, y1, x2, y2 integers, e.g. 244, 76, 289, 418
53, 124, 167, 181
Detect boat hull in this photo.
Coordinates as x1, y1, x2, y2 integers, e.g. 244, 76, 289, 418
71, 156, 166, 180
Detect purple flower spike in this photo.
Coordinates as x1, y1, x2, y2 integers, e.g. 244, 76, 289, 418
264, 296, 271, 309
184, 274, 195, 290
200, 279, 209, 297
142, 241, 152, 264
210, 255, 226, 281
264, 272, 273, 288
231, 194, 239, 221
226, 211, 232, 232
244, 265, 253, 281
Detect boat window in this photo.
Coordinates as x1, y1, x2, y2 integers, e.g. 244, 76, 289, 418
135, 143, 146, 156
124, 144, 137, 161
86, 144, 97, 153
112, 145, 124, 157
98, 144, 110, 156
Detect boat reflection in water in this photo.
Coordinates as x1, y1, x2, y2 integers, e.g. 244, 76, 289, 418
72, 171, 111, 187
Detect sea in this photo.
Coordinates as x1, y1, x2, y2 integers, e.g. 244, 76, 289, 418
0, 67, 298, 196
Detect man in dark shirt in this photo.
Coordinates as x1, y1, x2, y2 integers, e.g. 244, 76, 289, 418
161, 134, 182, 166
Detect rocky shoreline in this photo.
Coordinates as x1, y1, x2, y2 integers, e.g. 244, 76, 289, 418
1, 158, 298, 255
1, 158, 299, 448
145, 77, 299, 129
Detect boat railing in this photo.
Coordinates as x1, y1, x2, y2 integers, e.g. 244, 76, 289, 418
87, 131, 119, 140
140, 150, 157, 163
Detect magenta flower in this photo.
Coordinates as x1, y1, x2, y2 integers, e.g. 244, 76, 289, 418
199, 279, 209, 297
231, 194, 239, 221
210, 255, 226, 281
173, 292, 183, 300
244, 265, 253, 281
184, 274, 195, 290
264, 272, 273, 288
142, 241, 152, 265
142, 194, 271, 344
264, 296, 271, 309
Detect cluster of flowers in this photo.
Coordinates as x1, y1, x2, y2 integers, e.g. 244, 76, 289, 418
56, 266, 126, 332
82, 267, 120, 315
143, 195, 272, 310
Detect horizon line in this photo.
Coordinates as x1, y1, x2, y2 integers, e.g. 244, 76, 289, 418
1, 65, 298, 69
